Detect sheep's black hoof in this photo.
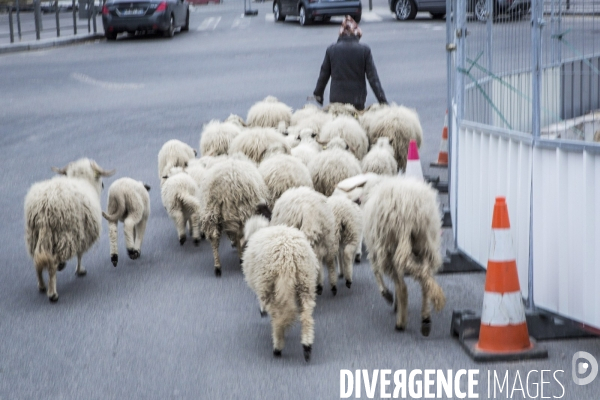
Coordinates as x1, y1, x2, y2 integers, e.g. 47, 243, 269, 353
127, 249, 139, 260
76, 269, 87, 277
200, 233, 206, 240
331, 286, 337, 296
273, 349, 282, 357
316, 284, 323, 295
38, 286, 46, 293
260, 309, 267, 318
346, 280, 352, 289
49, 294, 59, 303
303, 345, 312, 362
57, 262, 66, 271
354, 254, 361, 263
214, 267, 221, 277
111, 254, 118, 267
179, 236, 186, 246
382, 290, 393, 305
193, 238, 200, 247
394, 303, 397, 312
421, 317, 432, 337
395, 325, 405, 332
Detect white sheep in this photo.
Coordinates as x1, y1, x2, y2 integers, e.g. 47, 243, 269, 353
361, 137, 398, 176
228, 127, 290, 164
225, 114, 247, 128
24, 158, 115, 302
242, 216, 319, 361
324, 102, 359, 118
246, 96, 292, 129
157, 139, 197, 184
290, 103, 322, 126
160, 167, 202, 246
363, 104, 423, 171
200, 119, 242, 157
289, 106, 333, 137
271, 187, 338, 295
200, 157, 268, 276
258, 154, 314, 209
102, 178, 151, 267
319, 115, 369, 160
308, 137, 362, 197
326, 194, 363, 290
362, 175, 446, 335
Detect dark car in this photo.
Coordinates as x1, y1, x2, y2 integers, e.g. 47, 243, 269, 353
273, 0, 362, 26
468, 0, 530, 22
388, 0, 445, 20
102, 0, 190, 40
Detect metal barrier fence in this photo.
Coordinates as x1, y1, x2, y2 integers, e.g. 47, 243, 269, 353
1, 0, 100, 43
448, 0, 600, 329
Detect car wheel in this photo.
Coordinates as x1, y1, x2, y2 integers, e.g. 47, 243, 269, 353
299, 5, 311, 26
394, 0, 417, 20
430, 12, 445, 19
181, 9, 190, 31
273, 1, 285, 21
105, 31, 118, 41
164, 15, 175, 37
322, 16, 331, 22
353, 14, 361, 23
474, 0, 488, 21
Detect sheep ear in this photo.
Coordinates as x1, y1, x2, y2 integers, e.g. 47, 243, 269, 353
193, 149, 198, 156
256, 203, 272, 221
51, 166, 67, 175
144, 184, 151, 191
90, 161, 116, 177
162, 175, 169, 180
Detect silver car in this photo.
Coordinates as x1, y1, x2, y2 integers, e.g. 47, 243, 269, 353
469, 0, 531, 22
389, 0, 446, 20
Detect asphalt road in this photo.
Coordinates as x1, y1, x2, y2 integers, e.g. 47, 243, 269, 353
1, 2, 599, 399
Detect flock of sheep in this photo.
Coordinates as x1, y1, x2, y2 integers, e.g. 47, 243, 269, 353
24, 96, 446, 362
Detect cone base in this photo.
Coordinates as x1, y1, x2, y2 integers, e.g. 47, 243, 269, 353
460, 337, 548, 362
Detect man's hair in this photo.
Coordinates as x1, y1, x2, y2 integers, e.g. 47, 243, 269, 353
339, 15, 362, 38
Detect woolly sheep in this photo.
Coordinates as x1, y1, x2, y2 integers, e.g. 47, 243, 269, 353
271, 187, 338, 295
102, 178, 151, 267
158, 139, 197, 185
200, 120, 242, 157
200, 157, 268, 276
320, 115, 369, 160
246, 96, 292, 129
361, 137, 398, 176
290, 103, 322, 126
228, 127, 290, 164
242, 216, 319, 361
308, 138, 362, 197
363, 104, 423, 171
24, 158, 115, 302
324, 102, 359, 118
289, 106, 333, 137
326, 194, 363, 289
258, 154, 313, 209
225, 114, 247, 128
362, 176, 446, 335
161, 167, 202, 246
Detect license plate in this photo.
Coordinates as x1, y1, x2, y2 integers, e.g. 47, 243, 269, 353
121, 8, 145, 16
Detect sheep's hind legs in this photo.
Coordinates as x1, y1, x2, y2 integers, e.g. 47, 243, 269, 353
325, 255, 337, 296
209, 235, 222, 277
394, 277, 408, 331
374, 269, 393, 304
47, 264, 58, 302
75, 254, 86, 276
35, 264, 46, 292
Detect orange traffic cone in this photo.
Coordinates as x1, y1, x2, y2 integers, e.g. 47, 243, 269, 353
430, 110, 449, 168
402, 139, 424, 181
462, 197, 547, 361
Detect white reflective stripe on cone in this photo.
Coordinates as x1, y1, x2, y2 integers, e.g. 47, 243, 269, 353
402, 161, 424, 181
481, 291, 526, 326
488, 229, 514, 262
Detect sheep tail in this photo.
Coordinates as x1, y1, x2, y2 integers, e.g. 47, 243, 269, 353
33, 225, 55, 271
274, 274, 297, 321
178, 192, 201, 215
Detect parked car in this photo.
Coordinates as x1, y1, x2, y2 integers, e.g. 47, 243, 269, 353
388, 0, 446, 20
468, 0, 531, 22
273, 0, 362, 26
102, 0, 189, 40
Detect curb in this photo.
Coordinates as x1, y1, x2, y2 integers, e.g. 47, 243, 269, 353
0, 33, 105, 55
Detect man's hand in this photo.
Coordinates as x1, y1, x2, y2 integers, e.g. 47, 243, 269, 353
314, 95, 323, 106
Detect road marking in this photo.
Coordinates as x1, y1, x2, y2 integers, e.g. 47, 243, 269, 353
265, 13, 274, 22
231, 17, 251, 29
197, 16, 221, 31
360, 12, 382, 22
71, 73, 144, 90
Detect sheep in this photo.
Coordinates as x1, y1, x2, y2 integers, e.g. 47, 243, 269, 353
228, 127, 290, 164
24, 158, 115, 302
361, 137, 398, 176
289, 105, 333, 137
160, 167, 201, 246
363, 104, 423, 172
200, 157, 268, 276
271, 187, 338, 295
324, 102, 359, 118
242, 216, 319, 361
225, 114, 247, 128
362, 175, 446, 336
319, 115, 369, 160
258, 154, 313, 209
308, 137, 362, 197
246, 96, 292, 129
359, 102, 390, 135
188, 155, 228, 170
326, 193, 363, 289
102, 178, 151, 267
158, 139, 197, 185
200, 120, 242, 157
290, 103, 322, 126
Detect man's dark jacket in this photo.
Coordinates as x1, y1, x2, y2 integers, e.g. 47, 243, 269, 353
313, 35, 387, 110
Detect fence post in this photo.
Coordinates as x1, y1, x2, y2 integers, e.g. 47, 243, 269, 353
55, 0, 60, 37
15, 0, 22, 40
72, 0, 77, 34
92, 0, 97, 33
34, 0, 42, 40
88, 0, 91, 33
9, 6, 15, 43
456, 0, 466, 124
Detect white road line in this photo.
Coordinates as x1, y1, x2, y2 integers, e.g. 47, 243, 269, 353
231, 17, 251, 29
71, 73, 144, 90
197, 16, 221, 31
360, 12, 382, 22
265, 13, 274, 22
